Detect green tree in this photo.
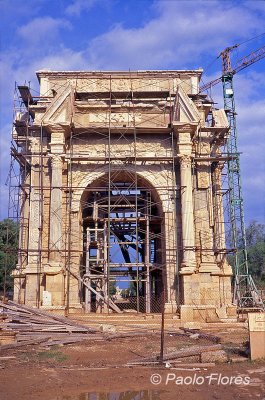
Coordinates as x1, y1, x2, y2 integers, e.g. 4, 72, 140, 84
246, 221, 265, 286
109, 280, 117, 296
227, 221, 265, 288
0, 219, 18, 295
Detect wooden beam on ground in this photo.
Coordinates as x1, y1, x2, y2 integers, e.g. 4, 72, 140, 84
130, 344, 222, 363
67, 269, 122, 313
6, 301, 98, 332
0, 337, 51, 351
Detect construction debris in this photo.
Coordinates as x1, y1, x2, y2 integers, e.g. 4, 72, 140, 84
129, 344, 223, 364
179, 327, 221, 343
0, 330, 17, 345
0, 300, 100, 350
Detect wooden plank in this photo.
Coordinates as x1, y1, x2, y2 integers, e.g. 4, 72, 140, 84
6, 301, 98, 332
0, 337, 50, 351
41, 337, 87, 346
0, 356, 16, 360
130, 344, 222, 363
67, 269, 122, 314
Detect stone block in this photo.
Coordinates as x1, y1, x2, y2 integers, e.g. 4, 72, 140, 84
182, 321, 202, 329
226, 305, 237, 318
180, 305, 194, 322
164, 302, 177, 314
216, 306, 228, 319
99, 324, 116, 333
42, 290, 52, 306
194, 308, 207, 322
206, 308, 220, 323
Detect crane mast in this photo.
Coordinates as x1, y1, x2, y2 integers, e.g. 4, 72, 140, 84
219, 47, 264, 309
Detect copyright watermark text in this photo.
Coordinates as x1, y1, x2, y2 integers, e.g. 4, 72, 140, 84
150, 373, 250, 386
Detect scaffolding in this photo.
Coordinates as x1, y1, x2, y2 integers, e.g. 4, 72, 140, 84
5, 70, 253, 315
65, 73, 180, 313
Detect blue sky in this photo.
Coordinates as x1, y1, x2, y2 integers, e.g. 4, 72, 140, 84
0, 0, 264, 224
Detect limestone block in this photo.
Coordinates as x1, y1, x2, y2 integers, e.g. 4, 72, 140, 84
216, 306, 228, 319
206, 309, 220, 323
226, 306, 237, 318
180, 305, 194, 323
194, 309, 207, 322
42, 290, 52, 306
182, 321, 202, 329
25, 274, 40, 306
99, 324, 117, 333
45, 273, 64, 306
164, 302, 177, 314
199, 273, 212, 283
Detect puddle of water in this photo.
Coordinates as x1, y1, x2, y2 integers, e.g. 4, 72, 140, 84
53, 390, 161, 400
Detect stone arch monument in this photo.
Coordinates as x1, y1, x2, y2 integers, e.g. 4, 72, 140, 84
12, 70, 236, 321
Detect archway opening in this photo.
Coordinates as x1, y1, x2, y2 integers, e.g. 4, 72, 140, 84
80, 171, 164, 313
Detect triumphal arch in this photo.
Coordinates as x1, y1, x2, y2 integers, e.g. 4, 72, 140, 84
12, 70, 236, 321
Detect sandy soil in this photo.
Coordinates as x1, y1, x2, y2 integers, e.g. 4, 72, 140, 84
0, 331, 264, 400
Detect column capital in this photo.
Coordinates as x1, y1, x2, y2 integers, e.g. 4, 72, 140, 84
29, 137, 40, 153
172, 122, 198, 135
179, 154, 192, 168
50, 154, 63, 169
45, 123, 70, 135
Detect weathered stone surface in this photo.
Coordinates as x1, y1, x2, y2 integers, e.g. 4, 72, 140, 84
99, 324, 117, 333
12, 70, 233, 319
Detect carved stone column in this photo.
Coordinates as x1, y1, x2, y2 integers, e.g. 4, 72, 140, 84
212, 163, 225, 257
49, 154, 63, 262
24, 137, 42, 306
44, 127, 66, 307
48, 128, 65, 265
179, 155, 196, 272
212, 163, 233, 276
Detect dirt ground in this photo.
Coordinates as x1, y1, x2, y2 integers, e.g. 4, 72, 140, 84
0, 329, 265, 400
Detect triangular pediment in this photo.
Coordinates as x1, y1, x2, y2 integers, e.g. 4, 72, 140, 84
41, 84, 72, 124
174, 85, 200, 123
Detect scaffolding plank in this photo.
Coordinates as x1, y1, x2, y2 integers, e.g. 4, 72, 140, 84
17, 86, 34, 107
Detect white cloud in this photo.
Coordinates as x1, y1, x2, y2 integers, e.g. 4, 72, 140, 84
85, 0, 264, 70
65, 0, 100, 16
17, 17, 71, 45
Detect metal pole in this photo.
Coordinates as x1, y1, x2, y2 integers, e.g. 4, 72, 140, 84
159, 285, 165, 364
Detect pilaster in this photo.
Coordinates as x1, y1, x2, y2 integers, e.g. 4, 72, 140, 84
45, 126, 66, 307
24, 137, 43, 306
48, 128, 65, 264
174, 124, 197, 274
212, 162, 233, 276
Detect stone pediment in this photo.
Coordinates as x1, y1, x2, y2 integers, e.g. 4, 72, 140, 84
174, 85, 200, 123
41, 83, 72, 125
